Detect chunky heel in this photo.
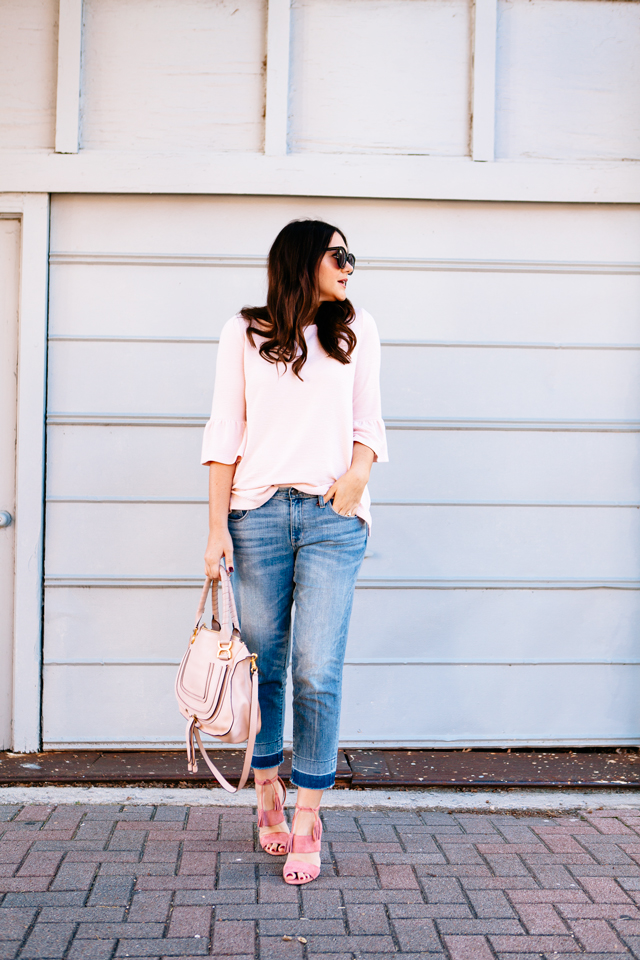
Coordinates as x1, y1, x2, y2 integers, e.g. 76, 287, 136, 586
256, 774, 289, 856
283, 804, 322, 885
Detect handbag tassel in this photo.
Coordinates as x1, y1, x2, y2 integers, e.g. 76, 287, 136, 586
186, 717, 199, 773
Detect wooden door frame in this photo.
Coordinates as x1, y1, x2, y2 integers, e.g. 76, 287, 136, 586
0, 194, 49, 752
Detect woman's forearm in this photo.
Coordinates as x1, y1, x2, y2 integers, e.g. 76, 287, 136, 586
350, 441, 375, 480
204, 461, 237, 577
208, 462, 236, 531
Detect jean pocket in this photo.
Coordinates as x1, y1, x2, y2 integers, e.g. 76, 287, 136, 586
326, 500, 358, 520
228, 509, 249, 521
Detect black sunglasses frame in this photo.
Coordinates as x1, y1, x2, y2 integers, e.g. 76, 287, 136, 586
327, 246, 356, 271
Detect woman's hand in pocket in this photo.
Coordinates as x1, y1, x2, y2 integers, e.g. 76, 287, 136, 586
204, 526, 234, 579
325, 442, 375, 517
324, 467, 368, 517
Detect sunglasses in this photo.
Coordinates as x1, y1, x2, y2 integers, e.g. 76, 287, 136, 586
327, 246, 356, 271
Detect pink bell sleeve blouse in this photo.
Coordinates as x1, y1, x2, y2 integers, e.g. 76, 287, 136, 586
201, 308, 388, 529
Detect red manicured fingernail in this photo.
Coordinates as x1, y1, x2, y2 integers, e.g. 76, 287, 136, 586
228, 566, 234, 573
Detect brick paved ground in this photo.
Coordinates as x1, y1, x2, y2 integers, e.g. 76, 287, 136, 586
2, 803, 640, 959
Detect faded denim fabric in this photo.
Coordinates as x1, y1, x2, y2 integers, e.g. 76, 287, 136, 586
228, 487, 367, 790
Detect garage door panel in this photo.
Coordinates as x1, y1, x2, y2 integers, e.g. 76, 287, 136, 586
373, 430, 640, 504
48, 341, 217, 415
41, 660, 640, 748
44, 584, 640, 667
50, 197, 640, 264
49, 264, 267, 339
45, 503, 207, 577
46, 425, 207, 500
44, 501, 640, 581
349, 588, 640, 664
355, 270, 640, 345
42, 664, 186, 745
367, 505, 640, 581
382, 347, 640, 421
48, 341, 640, 422
44, 587, 203, 662
47, 425, 640, 506
49, 264, 640, 346
340, 663, 640, 744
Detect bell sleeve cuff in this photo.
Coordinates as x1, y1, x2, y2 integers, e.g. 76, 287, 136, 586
201, 419, 247, 465
353, 418, 389, 463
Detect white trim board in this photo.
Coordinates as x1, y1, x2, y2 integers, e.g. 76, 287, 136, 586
1, 195, 49, 753
264, 0, 291, 156
54, 0, 83, 154
1, 152, 639, 202
471, 0, 498, 162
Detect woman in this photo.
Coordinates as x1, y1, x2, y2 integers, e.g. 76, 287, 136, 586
202, 219, 387, 885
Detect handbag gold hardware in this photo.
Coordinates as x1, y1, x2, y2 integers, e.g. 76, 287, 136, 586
217, 639, 233, 660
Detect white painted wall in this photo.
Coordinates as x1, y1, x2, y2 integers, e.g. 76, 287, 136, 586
0, 0, 58, 149
81, 0, 267, 152
289, 0, 471, 155
0, 0, 638, 749
496, 0, 640, 160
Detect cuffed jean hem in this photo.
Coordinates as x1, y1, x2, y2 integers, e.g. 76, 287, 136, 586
252, 750, 284, 770
290, 768, 336, 790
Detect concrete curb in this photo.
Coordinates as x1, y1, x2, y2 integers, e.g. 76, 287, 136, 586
0, 784, 639, 811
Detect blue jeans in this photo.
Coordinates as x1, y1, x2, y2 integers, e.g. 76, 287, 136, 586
228, 487, 367, 790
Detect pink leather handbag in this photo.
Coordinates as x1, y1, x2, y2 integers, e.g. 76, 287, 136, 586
175, 568, 261, 792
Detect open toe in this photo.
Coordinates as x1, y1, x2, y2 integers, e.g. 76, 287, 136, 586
283, 804, 322, 886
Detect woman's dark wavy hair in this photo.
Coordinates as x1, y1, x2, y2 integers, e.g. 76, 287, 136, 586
241, 219, 356, 378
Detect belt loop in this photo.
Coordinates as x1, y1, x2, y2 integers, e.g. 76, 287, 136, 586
318, 494, 326, 508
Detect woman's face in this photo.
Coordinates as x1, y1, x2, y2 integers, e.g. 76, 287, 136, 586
317, 232, 353, 302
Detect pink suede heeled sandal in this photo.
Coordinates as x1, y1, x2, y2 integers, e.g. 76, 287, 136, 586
256, 774, 289, 856
283, 804, 322, 885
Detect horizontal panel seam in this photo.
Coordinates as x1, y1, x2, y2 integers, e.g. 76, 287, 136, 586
42, 659, 640, 667
43, 576, 640, 590
47, 335, 640, 351
48, 252, 640, 275
45, 414, 640, 432
44, 497, 640, 507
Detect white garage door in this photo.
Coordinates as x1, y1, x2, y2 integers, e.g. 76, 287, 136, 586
43, 194, 640, 748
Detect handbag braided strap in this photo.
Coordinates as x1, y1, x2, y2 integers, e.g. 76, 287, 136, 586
194, 568, 239, 631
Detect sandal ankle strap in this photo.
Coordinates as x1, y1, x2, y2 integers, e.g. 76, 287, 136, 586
255, 773, 280, 787
287, 804, 322, 851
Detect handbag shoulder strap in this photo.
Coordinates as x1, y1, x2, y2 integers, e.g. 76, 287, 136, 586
188, 667, 259, 792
